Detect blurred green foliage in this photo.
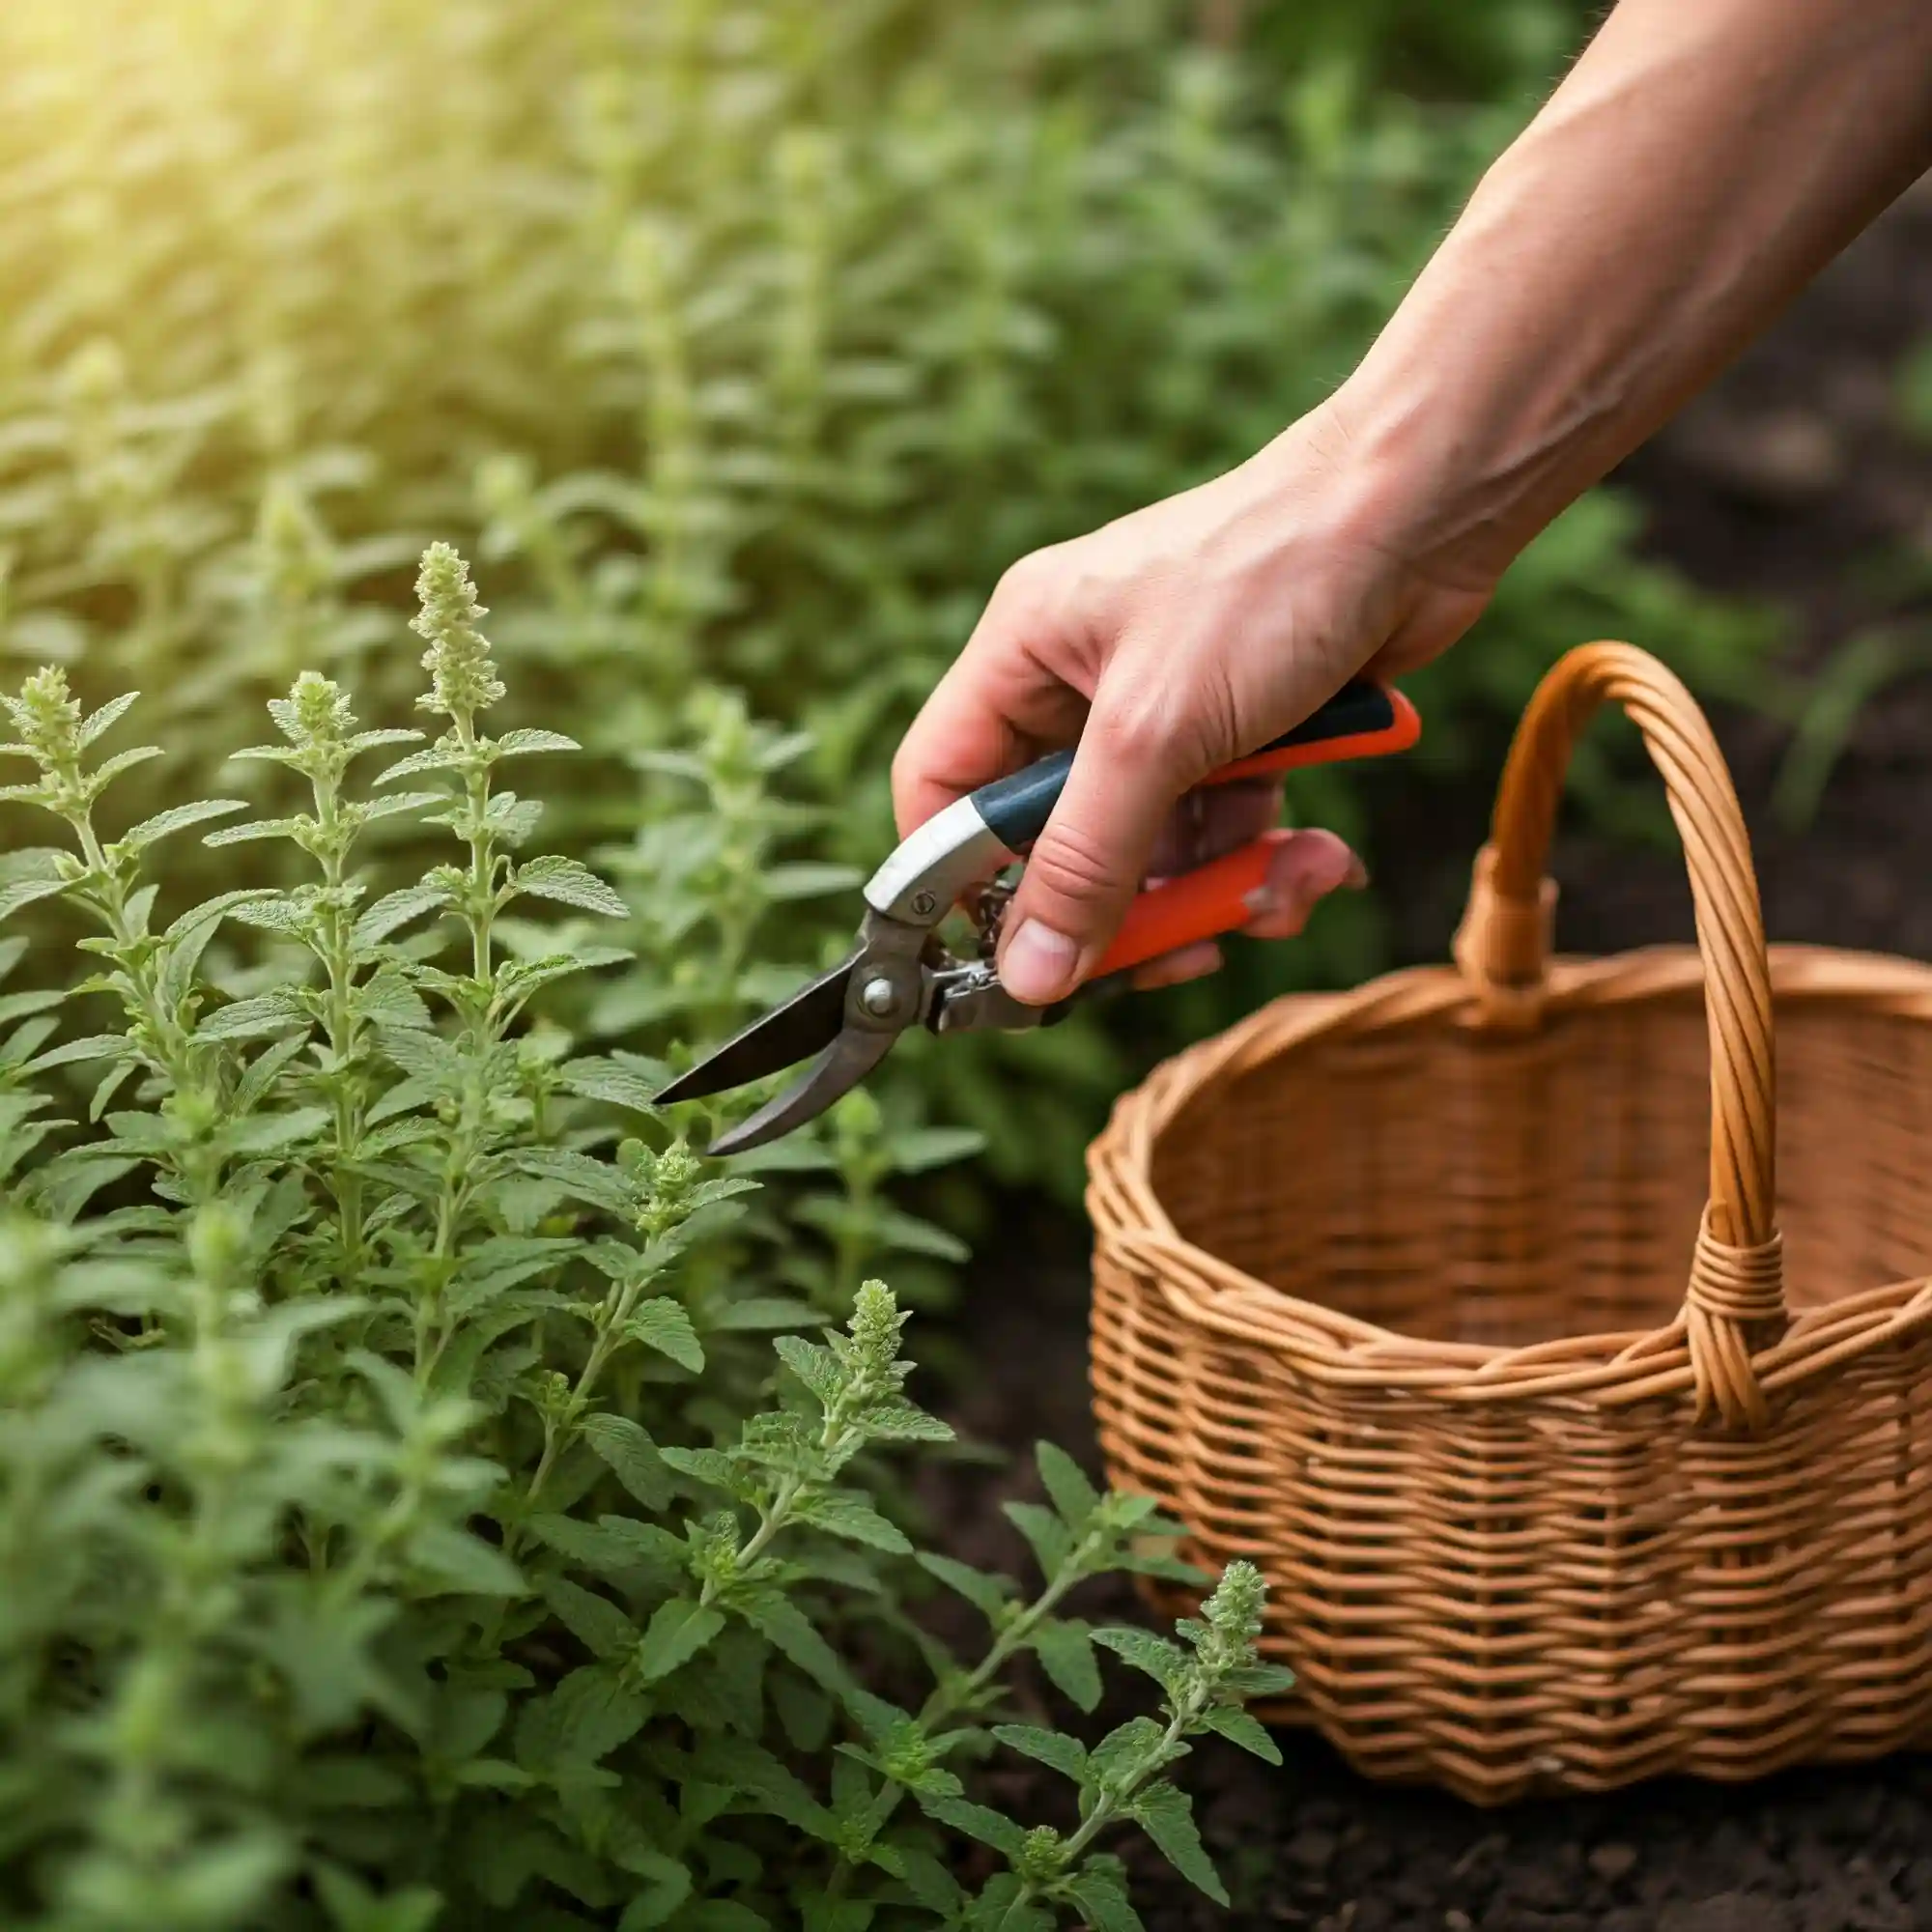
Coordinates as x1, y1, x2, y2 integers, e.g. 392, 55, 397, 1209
0, 0, 1769, 1210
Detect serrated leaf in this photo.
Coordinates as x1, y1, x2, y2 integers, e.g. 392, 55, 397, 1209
791, 1491, 911, 1555
506, 1146, 635, 1218
495, 728, 582, 756
1004, 1500, 1073, 1577
1130, 1783, 1227, 1904
1032, 1622, 1102, 1713
352, 884, 450, 950
204, 815, 306, 846
915, 1551, 1016, 1621
0, 877, 67, 923
733, 1588, 856, 1698
511, 854, 628, 919
1037, 1441, 1099, 1530
623, 1298, 702, 1372
79, 691, 139, 745
544, 1577, 639, 1661
549, 1662, 650, 1763
122, 798, 247, 847
918, 1796, 1027, 1859
374, 745, 466, 783
521, 1513, 686, 1588
1091, 1626, 1187, 1694
634, 1598, 724, 1683
991, 1722, 1088, 1781
1198, 1704, 1282, 1763
24, 1033, 127, 1072
554, 1057, 663, 1115
581, 1411, 670, 1512
197, 992, 308, 1041
1063, 1868, 1147, 1932
773, 1334, 838, 1404
225, 1107, 330, 1155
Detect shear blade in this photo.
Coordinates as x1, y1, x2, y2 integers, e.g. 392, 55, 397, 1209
651, 957, 857, 1108
704, 1020, 899, 1156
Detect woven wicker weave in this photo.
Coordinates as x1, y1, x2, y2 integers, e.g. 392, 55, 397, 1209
1089, 640, 1932, 1804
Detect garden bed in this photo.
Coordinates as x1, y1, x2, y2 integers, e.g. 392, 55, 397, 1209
927, 185, 1932, 1929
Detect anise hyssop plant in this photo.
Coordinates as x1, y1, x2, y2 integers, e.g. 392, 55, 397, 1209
0, 547, 1292, 1931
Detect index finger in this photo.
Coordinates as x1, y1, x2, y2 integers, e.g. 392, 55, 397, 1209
889, 569, 1093, 838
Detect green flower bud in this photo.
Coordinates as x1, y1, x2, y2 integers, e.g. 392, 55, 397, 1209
411, 542, 504, 723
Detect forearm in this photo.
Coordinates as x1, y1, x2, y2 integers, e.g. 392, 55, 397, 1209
1316, 0, 1932, 582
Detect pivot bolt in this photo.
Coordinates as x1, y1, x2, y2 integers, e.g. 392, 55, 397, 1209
909, 889, 938, 919
859, 975, 897, 1017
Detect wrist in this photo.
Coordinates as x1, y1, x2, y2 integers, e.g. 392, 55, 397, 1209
1242, 384, 1516, 604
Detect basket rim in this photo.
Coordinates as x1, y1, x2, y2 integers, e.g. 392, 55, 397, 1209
1090, 939, 1932, 1413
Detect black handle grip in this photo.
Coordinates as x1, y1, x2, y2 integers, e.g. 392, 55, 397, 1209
969, 678, 1406, 852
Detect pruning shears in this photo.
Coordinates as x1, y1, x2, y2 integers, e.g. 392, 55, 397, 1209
652, 679, 1421, 1154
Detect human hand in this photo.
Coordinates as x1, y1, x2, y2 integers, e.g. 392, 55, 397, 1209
891, 403, 1495, 1004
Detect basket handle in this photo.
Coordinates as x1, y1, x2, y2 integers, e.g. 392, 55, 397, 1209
1450, 640, 1783, 1431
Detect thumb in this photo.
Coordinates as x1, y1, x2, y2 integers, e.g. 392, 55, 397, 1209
995, 713, 1182, 1006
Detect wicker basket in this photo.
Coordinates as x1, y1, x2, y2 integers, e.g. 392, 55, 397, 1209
1088, 640, 1932, 1804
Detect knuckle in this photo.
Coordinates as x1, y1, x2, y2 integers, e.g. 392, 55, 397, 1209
1027, 815, 1125, 916
1090, 680, 1190, 780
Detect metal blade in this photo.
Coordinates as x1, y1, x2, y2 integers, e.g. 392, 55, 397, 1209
651, 955, 857, 1107
704, 1021, 900, 1155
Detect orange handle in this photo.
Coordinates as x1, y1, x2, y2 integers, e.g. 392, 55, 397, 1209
1094, 829, 1296, 980
1205, 686, 1420, 786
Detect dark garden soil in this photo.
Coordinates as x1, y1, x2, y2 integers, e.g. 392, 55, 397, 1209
920, 182, 1932, 1926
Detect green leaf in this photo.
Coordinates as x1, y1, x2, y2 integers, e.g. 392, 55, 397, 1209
790, 1491, 911, 1555
990, 1722, 1088, 1782
205, 814, 308, 846
1225, 1661, 1297, 1700
24, 1033, 127, 1071
773, 1334, 838, 1404
915, 1551, 1015, 1621
1032, 1622, 1102, 1714
548, 1662, 649, 1763
733, 1588, 857, 1699
634, 1597, 725, 1683
555, 1057, 664, 1115
544, 1577, 638, 1661
511, 854, 628, 918
353, 883, 451, 950
522, 1513, 686, 1588
704, 1295, 818, 1332
1129, 1783, 1227, 1905
408, 1521, 526, 1597
1198, 1704, 1282, 1764
507, 1146, 636, 1217
918, 1796, 1027, 1860
581, 1412, 670, 1512
226, 1106, 331, 1155
122, 798, 248, 847
0, 877, 67, 923
623, 1298, 703, 1373
1037, 1441, 1099, 1529
884, 1124, 986, 1173
1091, 1626, 1187, 1694
79, 690, 140, 745
1004, 1500, 1073, 1577
495, 728, 582, 756
197, 992, 308, 1041
1062, 1868, 1147, 1932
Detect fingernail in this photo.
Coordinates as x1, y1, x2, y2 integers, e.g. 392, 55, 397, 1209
1000, 919, 1081, 1004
